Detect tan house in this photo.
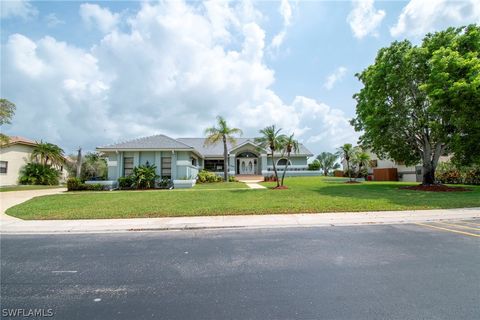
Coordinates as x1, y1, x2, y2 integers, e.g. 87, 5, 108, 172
0, 136, 68, 186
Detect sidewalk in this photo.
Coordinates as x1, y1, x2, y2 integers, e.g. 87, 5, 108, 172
2, 207, 479, 234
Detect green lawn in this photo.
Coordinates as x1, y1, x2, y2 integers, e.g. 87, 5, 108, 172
0, 185, 65, 192
193, 182, 248, 189
6, 177, 480, 220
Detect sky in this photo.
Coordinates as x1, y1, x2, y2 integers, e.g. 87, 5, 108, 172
1, 0, 479, 155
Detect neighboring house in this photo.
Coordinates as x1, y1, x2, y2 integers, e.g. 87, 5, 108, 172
350, 151, 450, 182
0, 136, 69, 187
96, 134, 315, 182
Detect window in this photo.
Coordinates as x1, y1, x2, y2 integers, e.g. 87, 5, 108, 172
204, 159, 224, 172
191, 157, 197, 166
277, 158, 290, 166
161, 157, 172, 178
123, 157, 134, 176
0, 161, 7, 174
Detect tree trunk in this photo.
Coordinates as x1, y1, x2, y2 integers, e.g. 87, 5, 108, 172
271, 152, 280, 187
421, 141, 444, 185
223, 136, 228, 182
324, 169, 328, 176
280, 152, 290, 186
76, 147, 82, 178
422, 162, 435, 185
347, 160, 351, 181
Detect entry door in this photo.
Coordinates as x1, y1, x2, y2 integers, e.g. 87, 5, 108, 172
239, 158, 255, 174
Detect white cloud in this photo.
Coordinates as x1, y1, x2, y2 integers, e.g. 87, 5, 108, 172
44, 13, 65, 28
79, 3, 119, 33
0, 0, 37, 19
324, 67, 347, 90
270, 0, 294, 50
2, 0, 357, 154
390, 0, 480, 37
347, 0, 385, 39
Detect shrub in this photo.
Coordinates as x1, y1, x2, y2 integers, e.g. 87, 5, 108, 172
228, 176, 237, 182
197, 170, 222, 183
118, 176, 134, 190
157, 178, 172, 189
436, 162, 480, 185
67, 177, 83, 191
308, 160, 321, 171
131, 164, 158, 189
19, 163, 60, 185
67, 177, 104, 191
264, 175, 277, 182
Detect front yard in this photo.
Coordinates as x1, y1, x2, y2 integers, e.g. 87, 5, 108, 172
0, 185, 65, 192
6, 177, 480, 220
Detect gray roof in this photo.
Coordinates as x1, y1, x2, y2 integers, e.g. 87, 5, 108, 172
98, 134, 194, 150
98, 135, 313, 157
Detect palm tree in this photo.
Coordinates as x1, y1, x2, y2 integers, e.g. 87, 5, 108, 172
336, 143, 356, 181
279, 133, 299, 186
204, 116, 243, 181
31, 141, 65, 168
353, 150, 370, 181
316, 152, 340, 176
255, 125, 283, 188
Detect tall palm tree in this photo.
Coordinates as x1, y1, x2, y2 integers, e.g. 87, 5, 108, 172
316, 152, 340, 176
31, 141, 65, 168
353, 150, 370, 180
255, 125, 283, 188
204, 116, 243, 181
279, 133, 299, 187
336, 143, 356, 181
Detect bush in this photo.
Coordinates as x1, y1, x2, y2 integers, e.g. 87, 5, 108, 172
197, 170, 222, 183
118, 176, 134, 190
157, 178, 172, 189
436, 162, 480, 185
131, 164, 158, 189
308, 160, 321, 171
228, 176, 237, 182
67, 177, 104, 191
19, 163, 60, 185
264, 175, 277, 182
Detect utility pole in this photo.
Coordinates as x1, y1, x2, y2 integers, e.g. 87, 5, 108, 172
76, 147, 82, 178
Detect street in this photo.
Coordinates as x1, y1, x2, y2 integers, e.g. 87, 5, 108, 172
1, 222, 479, 319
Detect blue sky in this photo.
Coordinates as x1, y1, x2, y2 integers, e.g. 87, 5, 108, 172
1, 0, 479, 154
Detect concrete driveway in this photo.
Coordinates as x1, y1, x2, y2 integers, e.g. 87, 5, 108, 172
0, 188, 67, 221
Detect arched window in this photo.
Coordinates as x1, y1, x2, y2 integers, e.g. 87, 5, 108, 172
277, 158, 291, 166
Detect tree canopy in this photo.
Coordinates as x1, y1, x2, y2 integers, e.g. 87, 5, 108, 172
351, 24, 480, 184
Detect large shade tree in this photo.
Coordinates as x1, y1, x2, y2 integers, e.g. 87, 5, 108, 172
0, 99, 16, 144
204, 116, 243, 181
351, 24, 480, 185
255, 125, 284, 188
316, 152, 340, 176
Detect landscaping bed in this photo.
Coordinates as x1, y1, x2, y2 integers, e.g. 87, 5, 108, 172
6, 177, 480, 220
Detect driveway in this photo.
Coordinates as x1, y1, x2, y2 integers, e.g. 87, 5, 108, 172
1, 223, 479, 320
0, 188, 67, 221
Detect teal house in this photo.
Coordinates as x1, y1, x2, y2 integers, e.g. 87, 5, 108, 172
97, 134, 314, 187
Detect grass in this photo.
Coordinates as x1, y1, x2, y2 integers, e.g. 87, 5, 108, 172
193, 182, 248, 189
6, 177, 480, 220
0, 185, 65, 192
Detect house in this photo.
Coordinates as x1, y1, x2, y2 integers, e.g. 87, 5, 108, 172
0, 136, 69, 186
363, 151, 450, 182
96, 134, 315, 184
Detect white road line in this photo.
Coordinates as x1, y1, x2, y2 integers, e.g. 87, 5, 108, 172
51, 270, 77, 273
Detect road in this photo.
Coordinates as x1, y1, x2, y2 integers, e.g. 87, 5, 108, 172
1, 221, 479, 319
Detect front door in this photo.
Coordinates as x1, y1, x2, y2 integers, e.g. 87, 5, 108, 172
239, 158, 256, 175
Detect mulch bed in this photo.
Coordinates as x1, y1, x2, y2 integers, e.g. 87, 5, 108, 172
272, 186, 289, 190
345, 181, 361, 184
400, 184, 471, 192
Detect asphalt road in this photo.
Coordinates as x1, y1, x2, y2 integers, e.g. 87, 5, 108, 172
1, 222, 479, 320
